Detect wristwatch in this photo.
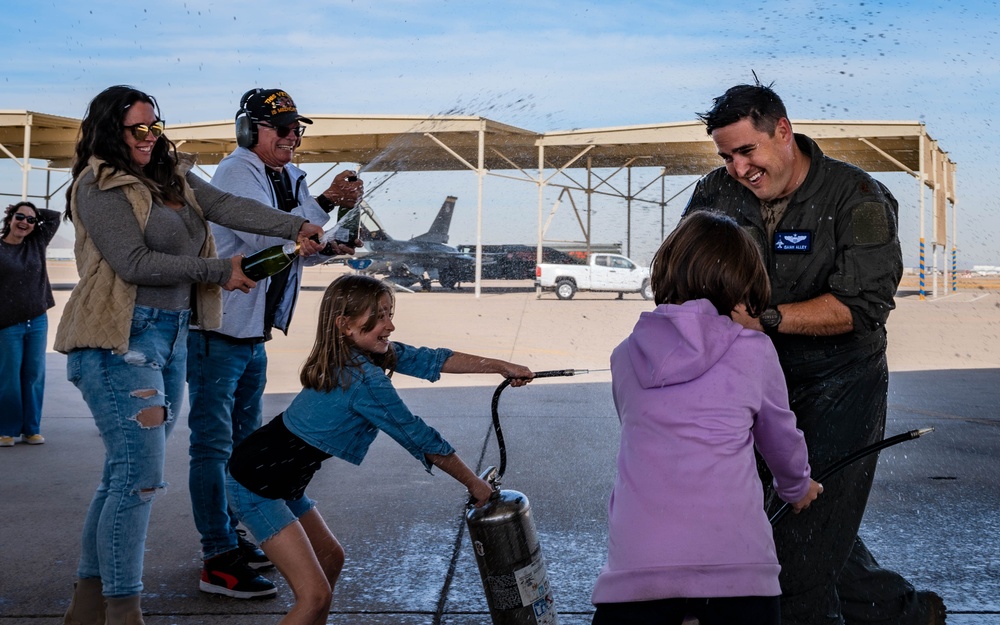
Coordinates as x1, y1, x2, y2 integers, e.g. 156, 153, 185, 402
760, 307, 782, 335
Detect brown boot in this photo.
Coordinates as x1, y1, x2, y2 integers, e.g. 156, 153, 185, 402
105, 594, 145, 625
63, 578, 106, 625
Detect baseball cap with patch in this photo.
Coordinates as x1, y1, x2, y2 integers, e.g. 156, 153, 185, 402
244, 89, 313, 127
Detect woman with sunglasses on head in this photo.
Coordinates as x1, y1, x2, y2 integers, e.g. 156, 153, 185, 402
0, 201, 61, 448
56, 85, 324, 625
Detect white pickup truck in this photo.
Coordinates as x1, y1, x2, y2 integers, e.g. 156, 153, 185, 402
536, 253, 653, 300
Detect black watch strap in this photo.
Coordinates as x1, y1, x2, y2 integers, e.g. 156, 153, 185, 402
315, 194, 337, 213
761, 307, 782, 335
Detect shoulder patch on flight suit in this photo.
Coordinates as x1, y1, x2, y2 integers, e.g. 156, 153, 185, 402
853, 202, 891, 245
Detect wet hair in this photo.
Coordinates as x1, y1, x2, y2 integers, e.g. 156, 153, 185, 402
2, 201, 42, 240
301, 274, 398, 392
650, 210, 770, 318
65, 85, 185, 221
697, 82, 788, 136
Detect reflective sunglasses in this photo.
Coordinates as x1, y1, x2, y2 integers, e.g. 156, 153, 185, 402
124, 121, 166, 141
13, 213, 37, 225
259, 122, 306, 138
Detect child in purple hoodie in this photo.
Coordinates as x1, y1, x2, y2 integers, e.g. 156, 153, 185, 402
591, 211, 823, 625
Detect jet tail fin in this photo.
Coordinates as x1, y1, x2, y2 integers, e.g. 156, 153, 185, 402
411, 196, 457, 244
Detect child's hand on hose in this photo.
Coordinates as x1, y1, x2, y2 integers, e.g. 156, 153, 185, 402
503, 363, 535, 387
792, 479, 824, 513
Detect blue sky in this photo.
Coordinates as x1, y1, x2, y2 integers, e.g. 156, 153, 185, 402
4, 0, 998, 266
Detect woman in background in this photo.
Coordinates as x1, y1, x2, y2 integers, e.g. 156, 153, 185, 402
0, 201, 61, 447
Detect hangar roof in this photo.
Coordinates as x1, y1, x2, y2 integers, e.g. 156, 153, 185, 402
1, 110, 954, 197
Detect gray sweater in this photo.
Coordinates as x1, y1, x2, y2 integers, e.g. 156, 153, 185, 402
56, 154, 307, 354
0, 208, 61, 329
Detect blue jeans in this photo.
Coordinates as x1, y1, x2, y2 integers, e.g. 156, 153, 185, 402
186, 330, 267, 559
0, 313, 48, 437
67, 306, 189, 597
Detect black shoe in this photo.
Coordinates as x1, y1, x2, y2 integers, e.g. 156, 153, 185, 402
200, 549, 277, 599
236, 528, 274, 570
917, 591, 947, 625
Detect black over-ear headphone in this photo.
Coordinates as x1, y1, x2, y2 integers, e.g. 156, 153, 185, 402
235, 89, 262, 149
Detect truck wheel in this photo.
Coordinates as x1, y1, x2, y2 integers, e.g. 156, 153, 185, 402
555, 280, 576, 300
641, 279, 653, 300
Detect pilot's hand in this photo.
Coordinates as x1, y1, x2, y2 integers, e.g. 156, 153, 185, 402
731, 304, 761, 331
322, 170, 364, 209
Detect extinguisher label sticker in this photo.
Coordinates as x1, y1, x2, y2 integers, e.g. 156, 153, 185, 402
532, 595, 557, 624
514, 557, 551, 606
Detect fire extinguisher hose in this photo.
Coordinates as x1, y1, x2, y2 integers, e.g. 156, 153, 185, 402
768, 427, 934, 526
489, 369, 593, 481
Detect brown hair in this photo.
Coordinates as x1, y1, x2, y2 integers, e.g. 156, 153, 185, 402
651, 210, 770, 318
65, 85, 185, 221
300, 274, 398, 392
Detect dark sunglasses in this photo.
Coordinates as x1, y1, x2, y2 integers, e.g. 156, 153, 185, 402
13, 213, 38, 225
124, 121, 166, 141
259, 122, 306, 138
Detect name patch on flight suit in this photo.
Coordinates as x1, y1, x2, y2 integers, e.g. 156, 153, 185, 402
774, 230, 812, 253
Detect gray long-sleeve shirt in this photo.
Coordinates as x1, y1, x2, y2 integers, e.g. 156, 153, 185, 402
74, 169, 307, 311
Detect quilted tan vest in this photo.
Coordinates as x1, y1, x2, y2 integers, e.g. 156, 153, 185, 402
54, 155, 221, 355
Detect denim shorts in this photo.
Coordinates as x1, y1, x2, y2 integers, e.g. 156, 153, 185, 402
226, 473, 316, 545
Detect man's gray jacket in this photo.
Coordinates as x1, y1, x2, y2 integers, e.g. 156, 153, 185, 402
210, 146, 330, 339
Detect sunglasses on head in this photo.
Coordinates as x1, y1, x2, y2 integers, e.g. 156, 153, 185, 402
14, 213, 37, 225
124, 121, 166, 141
259, 122, 306, 138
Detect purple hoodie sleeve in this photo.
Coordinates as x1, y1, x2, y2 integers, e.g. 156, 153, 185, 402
751, 341, 812, 504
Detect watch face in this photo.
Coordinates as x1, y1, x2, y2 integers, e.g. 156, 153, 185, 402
761, 308, 780, 328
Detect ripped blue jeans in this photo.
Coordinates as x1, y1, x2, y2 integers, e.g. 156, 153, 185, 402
67, 306, 190, 597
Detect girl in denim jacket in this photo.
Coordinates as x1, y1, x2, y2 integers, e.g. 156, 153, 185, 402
227, 273, 533, 625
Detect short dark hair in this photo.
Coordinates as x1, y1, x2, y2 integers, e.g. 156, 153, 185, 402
651, 210, 770, 318
697, 83, 788, 136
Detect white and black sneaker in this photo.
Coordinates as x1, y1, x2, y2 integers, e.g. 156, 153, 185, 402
236, 529, 274, 570
200, 549, 276, 599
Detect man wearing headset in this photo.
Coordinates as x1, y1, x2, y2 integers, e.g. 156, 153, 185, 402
186, 88, 363, 599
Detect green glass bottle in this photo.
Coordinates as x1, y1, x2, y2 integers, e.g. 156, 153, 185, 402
241, 241, 299, 281
318, 205, 363, 255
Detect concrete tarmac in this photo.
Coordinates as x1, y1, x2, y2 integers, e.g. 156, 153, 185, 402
1, 264, 998, 624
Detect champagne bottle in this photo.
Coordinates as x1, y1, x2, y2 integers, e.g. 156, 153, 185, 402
241, 241, 299, 281
318, 205, 363, 255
